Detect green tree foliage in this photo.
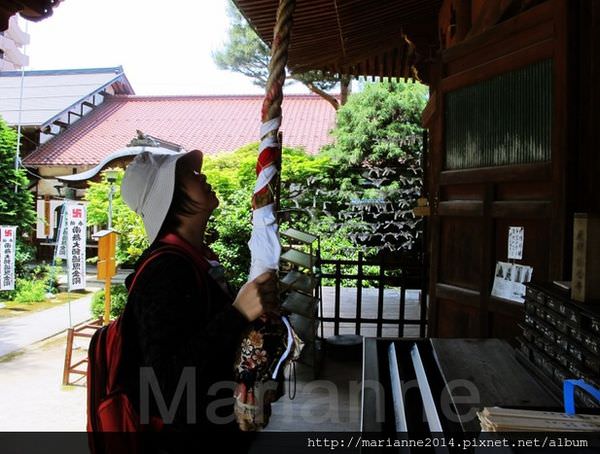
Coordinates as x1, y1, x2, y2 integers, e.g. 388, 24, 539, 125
83, 145, 332, 288
314, 81, 428, 254
0, 117, 36, 232
203, 143, 332, 288
213, 1, 350, 109
91, 284, 128, 319
213, 3, 271, 88
325, 81, 428, 167
13, 278, 47, 304
85, 169, 147, 265
84, 81, 426, 285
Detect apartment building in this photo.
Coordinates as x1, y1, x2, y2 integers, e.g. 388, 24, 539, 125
0, 16, 29, 71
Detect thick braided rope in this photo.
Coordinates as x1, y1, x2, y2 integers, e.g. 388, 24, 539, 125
238, 1, 297, 429
252, 0, 295, 209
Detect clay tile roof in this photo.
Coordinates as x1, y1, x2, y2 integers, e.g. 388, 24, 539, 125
23, 94, 337, 166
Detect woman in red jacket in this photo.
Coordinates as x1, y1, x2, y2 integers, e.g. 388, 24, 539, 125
119, 148, 276, 452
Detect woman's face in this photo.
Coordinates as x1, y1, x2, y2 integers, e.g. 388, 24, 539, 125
179, 149, 219, 214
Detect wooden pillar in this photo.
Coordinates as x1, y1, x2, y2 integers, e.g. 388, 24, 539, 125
43, 195, 51, 238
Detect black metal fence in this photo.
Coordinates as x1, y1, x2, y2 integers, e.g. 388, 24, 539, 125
318, 251, 428, 339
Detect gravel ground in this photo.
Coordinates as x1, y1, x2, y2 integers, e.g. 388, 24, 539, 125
0, 331, 88, 431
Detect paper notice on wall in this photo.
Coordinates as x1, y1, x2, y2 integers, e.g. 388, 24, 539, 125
492, 261, 533, 303
508, 226, 524, 260
66, 204, 87, 291
0, 226, 17, 291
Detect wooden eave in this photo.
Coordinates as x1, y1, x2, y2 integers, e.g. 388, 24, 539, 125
1, 0, 62, 31
233, 0, 441, 82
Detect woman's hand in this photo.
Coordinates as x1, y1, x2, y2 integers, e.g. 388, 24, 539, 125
232, 271, 279, 321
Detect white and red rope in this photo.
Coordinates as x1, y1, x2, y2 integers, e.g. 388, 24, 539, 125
248, 0, 295, 280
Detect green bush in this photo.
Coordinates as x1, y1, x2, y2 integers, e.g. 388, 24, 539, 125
91, 284, 128, 320
203, 144, 333, 289
13, 279, 47, 304
85, 168, 149, 266
0, 262, 60, 302
0, 116, 36, 232
14, 240, 35, 278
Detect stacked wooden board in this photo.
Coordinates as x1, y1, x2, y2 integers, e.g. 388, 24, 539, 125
478, 407, 600, 432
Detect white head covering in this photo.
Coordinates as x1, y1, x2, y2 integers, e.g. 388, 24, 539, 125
121, 150, 190, 244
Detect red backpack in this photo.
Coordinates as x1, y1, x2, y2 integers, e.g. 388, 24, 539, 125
87, 245, 204, 453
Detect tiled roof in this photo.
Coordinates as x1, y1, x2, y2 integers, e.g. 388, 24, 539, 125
23, 94, 337, 165
0, 67, 134, 126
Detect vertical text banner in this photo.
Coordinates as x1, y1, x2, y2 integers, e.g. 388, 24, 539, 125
0, 226, 17, 291
54, 203, 68, 260
67, 204, 87, 291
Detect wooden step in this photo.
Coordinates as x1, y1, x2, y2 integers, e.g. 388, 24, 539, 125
281, 228, 317, 244
282, 290, 318, 318
280, 270, 318, 294
280, 249, 317, 269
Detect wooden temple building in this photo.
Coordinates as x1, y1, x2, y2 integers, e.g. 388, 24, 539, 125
233, 0, 600, 436
233, 0, 600, 340
3, 0, 600, 439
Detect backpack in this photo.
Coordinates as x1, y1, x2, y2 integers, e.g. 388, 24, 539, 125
87, 245, 200, 453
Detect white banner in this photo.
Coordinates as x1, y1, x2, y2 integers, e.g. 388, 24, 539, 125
54, 203, 68, 260
66, 204, 87, 291
0, 226, 17, 291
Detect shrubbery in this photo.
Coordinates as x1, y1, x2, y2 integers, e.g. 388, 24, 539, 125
85, 169, 148, 265
83, 82, 426, 288
91, 284, 128, 319
12, 279, 47, 304
0, 263, 60, 303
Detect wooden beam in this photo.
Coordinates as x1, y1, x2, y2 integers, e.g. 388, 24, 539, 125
439, 163, 552, 185
43, 195, 50, 238
491, 201, 552, 219
53, 120, 68, 129
421, 90, 437, 127
454, 0, 472, 42
435, 283, 481, 308
438, 200, 484, 217
443, 1, 553, 63
441, 39, 554, 93
466, 0, 522, 39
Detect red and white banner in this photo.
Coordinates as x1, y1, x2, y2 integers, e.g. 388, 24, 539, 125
0, 226, 17, 291
66, 204, 87, 291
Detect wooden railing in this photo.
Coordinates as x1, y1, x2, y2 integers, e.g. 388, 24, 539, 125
318, 251, 428, 339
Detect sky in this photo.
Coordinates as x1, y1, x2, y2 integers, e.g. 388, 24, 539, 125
23, 0, 309, 96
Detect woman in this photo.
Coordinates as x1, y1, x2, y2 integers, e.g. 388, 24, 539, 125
119, 149, 277, 452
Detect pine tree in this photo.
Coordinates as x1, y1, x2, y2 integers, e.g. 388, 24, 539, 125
213, 1, 351, 109
0, 116, 36, 232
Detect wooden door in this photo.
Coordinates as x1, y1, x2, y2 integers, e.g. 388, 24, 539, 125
426, 1, 571, 339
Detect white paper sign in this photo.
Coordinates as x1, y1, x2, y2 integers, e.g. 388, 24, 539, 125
0, 226, 17, 291
54, 203, 68, 260
491, 261, 533, 303
508, 226, 524, 260
66, 204, 86, 291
